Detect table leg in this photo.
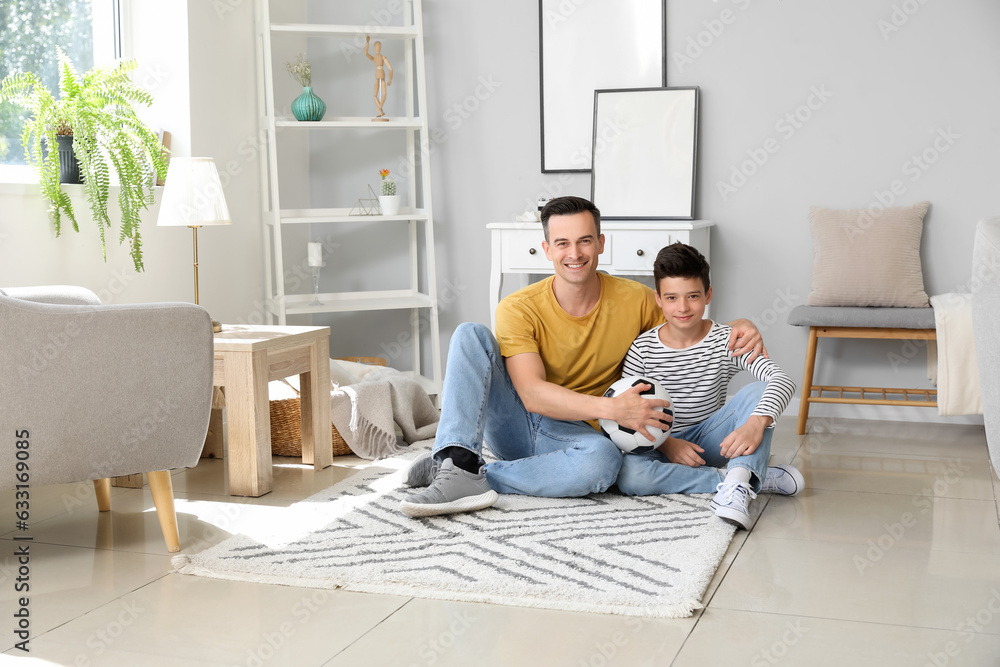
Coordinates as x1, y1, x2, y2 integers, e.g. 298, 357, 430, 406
224, 349, 272, 496
300, 335, 333, 469
201, 387, 226, 459
490, 228, 503, 331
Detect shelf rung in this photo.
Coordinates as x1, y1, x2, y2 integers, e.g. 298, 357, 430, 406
281, 290, 434, 315
274, 116, 423, 129
276, 207, 428, 224
270, 23, 418, 38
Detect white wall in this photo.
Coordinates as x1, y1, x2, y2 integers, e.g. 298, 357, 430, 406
186, 0, 264, 325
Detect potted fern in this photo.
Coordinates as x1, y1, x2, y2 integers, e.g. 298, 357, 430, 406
0, 50, 168, 271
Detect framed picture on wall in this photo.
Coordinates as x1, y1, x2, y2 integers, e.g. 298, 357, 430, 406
539, 0, 666, 173
591, 87, 699, 220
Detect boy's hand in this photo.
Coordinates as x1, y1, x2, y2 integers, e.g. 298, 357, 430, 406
719, 415, 771, 458
726, 319, 768, 362
611, 383, 673, 442
658, 437, 705, 467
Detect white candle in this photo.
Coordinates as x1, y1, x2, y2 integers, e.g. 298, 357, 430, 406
308, 242, 323, 267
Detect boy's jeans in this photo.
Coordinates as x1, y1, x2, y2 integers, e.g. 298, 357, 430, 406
433, 323, 623, 497
615, 381, 773, 495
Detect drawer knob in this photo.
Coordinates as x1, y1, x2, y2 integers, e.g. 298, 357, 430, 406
529, 247, 537, 255
636, 249, 644, 256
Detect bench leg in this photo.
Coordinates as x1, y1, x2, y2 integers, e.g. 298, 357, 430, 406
797, 327, 819, 435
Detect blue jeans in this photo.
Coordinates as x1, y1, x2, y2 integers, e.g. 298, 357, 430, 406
433, 323, 623, 497
615, 382, 773, 495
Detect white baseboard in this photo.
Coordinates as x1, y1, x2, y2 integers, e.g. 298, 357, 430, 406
783, 397, 984, 426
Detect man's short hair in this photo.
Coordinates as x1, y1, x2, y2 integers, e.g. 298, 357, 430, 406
540, 196, 601, 241
653, 242, 711, 293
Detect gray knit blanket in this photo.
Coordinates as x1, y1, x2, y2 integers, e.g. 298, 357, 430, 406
329, 364, 440, 460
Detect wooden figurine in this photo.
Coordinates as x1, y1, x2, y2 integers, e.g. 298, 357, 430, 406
365, 35, 393, 121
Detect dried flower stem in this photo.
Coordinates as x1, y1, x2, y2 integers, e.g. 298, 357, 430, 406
285, 53, 312, 87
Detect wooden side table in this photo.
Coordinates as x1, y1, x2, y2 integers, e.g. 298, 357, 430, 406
212, 325, 332, 496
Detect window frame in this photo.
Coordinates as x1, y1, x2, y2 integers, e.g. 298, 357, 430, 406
0, 0, 125, 185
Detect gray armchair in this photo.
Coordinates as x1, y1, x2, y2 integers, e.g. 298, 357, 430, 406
972, 217, 1000, 476
0, 285, 214, 552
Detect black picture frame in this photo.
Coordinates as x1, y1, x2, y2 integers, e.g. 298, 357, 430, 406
539, 0, 666, 173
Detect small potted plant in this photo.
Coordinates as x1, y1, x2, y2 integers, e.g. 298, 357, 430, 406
0, 49, 168, 271
285, 53, 326, 121
378, 169, 399, 216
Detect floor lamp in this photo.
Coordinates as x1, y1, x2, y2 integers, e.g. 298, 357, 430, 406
156, 157, 232, 332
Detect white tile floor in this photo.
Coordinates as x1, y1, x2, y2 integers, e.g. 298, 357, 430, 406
2, 419, 998, 666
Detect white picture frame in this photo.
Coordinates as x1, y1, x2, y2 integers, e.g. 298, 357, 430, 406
539, 0, 665, 173
591, 87, 699, 220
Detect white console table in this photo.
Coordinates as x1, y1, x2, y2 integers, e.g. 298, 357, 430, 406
487, 220, 714, 329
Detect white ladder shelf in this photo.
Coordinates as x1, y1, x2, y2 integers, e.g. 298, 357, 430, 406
253, 0, 442, 397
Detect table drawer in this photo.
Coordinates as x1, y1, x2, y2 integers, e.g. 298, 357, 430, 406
501, 230, 612, 271
501, 230, 550, 271
607, 229, 688, 272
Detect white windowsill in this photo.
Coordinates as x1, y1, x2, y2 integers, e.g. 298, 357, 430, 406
0, 181, 162, 197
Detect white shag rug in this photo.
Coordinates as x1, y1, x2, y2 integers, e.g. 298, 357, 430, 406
173, 444, 763, 618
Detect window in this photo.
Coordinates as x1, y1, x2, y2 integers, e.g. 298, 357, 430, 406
0, 0, 121, 181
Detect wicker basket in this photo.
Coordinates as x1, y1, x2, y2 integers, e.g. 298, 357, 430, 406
270, 356, 387, 458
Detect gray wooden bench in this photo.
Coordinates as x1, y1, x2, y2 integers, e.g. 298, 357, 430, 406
788, 306, 937, 434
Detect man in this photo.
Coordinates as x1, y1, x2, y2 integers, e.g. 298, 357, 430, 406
400, 196, 765, 517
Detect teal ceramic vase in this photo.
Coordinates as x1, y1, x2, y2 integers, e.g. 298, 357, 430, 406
291, 86, 326, 121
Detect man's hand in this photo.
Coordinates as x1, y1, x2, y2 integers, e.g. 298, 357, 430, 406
658, 437, 705, 467
726, 318, 767, 362
719, 415, 771, 458
612, 383, 673, 442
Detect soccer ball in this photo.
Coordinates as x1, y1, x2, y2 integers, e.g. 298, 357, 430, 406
599, 376, 673, 454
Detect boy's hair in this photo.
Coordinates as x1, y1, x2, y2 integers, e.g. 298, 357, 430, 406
540, 196, 601, 241
653, 242, 711, 293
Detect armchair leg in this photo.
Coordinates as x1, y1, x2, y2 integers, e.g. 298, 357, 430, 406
93, 479, 111, 512
147, 471, 180, 553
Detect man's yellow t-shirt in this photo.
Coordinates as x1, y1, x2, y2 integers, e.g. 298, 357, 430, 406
494, 273, 664, 428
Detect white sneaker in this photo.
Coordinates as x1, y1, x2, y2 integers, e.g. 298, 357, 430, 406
760, 464, 805, 496
711, 479, 757, 530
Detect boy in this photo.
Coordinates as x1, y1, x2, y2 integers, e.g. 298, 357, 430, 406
614, 243, 804, 528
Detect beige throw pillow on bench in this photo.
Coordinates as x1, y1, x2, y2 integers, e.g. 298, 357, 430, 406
807, 201, 931, 308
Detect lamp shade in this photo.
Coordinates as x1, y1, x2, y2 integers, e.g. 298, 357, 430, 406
156, 157, 232, 227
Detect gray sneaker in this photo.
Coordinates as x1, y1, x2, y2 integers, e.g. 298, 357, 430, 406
400, 459, 498, 518
760, 464, 805, 496
404, 451, 439, 488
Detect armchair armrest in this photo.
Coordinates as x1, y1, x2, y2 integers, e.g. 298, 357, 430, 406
972, 216, 1000, 475
0, 295, 215, 487
1, 285, 102, 306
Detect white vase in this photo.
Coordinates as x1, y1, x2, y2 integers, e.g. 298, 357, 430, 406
378, 194, 400, 216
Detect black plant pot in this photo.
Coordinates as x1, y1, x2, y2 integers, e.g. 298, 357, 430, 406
56, 134, 83, 184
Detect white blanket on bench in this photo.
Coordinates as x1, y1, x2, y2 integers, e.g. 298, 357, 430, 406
930, 293, 982, 416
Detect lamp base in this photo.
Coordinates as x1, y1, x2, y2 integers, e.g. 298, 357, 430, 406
212, 319, 222, 333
